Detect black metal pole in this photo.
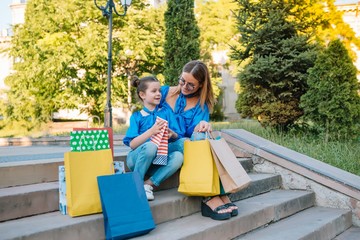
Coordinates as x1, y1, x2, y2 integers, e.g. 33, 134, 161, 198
104, 2, 113, 128
94, 0, 129, 128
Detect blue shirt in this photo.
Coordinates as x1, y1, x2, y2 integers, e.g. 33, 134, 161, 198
160, 86, 210, 138
123, 106, 180, 147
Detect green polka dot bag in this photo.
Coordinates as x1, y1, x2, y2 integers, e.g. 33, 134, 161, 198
70, 129, 110, 152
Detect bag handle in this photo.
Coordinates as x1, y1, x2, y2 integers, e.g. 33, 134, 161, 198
87, 115, 101, 128
210, 131, 222, 140
78, 131, 101, 151
191, 131, 218, 141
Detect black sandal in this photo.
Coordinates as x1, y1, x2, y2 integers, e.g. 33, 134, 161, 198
224, 202, 239, 217
201, 198, 231, 220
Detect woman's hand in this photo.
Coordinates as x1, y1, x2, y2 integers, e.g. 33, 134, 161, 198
168, 128, 178, 139
195, 120, 212, 133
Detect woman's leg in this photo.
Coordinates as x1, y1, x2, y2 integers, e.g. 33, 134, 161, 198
220, 195, 239, 216
126, 141, 157, 180
168, 137, 187, 153
201, 196, 232, 220
203, 196, 231, 214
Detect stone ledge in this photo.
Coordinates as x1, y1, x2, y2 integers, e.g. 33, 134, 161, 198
221, 128, 360, 226
221, 129, 360, 198
0, 134, 125, 146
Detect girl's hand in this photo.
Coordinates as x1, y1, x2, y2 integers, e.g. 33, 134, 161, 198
150, 120, 166, 135
196, 120, 212, 133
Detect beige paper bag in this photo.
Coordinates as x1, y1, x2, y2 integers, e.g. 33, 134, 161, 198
209, 138, 251, 193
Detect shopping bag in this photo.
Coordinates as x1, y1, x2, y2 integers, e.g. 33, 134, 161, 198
58, 165, 67, 215
73, 127, 114, 157
113, 161, 125, 174
70, 129, 111, 152
209, 137, 251, 193
97, 172, 156, 240
151, 117, 169, 166
64, 149, 114, 217
58, 160, 124, 216
178, 139, 220, 196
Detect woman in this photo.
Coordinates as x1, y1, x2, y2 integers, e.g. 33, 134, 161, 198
159, 60, 238, 220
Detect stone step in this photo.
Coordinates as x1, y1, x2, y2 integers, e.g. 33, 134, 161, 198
0, 189, 314, 240
0, 159, 64, 188
333, 226, 360, 240
0, 182, 58, 222
132, 189, 315, 240
0, 156, 127, 188
0, 154, 252, 188
0, 173, 279, 222
234, 207, 352, 240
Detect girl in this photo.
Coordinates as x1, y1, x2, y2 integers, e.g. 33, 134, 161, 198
123, 76, 183, 200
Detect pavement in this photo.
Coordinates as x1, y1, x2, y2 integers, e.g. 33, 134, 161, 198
0, 135, 131, 164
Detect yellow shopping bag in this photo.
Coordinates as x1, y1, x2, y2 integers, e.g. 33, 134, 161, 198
64, 149, 114, 217
178, 139, 220, 196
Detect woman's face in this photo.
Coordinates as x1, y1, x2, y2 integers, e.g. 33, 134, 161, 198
179, 72, 202, 96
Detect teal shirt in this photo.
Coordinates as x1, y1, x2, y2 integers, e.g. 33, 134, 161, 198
160, 86, 210, 138
123, 105, 181, 147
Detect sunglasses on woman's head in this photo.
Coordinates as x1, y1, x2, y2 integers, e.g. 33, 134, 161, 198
179, 77, 196, 91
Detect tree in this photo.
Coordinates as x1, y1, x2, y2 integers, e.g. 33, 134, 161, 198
231, 0, 325, 129
300, 39, 360, 141
164, 0, 200, 85
195, 0, 238, 62
2, 0, 113, 127
110, 3, 166, 111
1, 0, 165, 127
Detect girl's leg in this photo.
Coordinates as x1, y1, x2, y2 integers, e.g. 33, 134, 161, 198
147, 150, 183, 187
126, 141, 157, 180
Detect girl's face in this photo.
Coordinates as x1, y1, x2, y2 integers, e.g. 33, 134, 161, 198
179, 72, 202, 96
139, 82, 161, 109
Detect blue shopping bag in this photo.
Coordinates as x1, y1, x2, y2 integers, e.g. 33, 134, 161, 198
97, 172, 156, 240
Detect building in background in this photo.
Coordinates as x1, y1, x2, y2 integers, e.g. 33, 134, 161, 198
0, 0, 27, 91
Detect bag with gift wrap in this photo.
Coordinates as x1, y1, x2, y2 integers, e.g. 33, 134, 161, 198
178, 139, 220, 196
97, 172, 155, 240
73, 127, 114, 157
209, 136, 251, 193
70, 129, 111, 152
64, 149, 114, 217
58, 165, 67, 215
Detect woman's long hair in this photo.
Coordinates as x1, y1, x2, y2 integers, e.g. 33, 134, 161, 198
181, 60, 215, 111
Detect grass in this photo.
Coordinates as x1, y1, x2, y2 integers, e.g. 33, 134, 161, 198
212, 120, 360, 176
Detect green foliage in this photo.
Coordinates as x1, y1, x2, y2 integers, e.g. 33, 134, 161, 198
195, 0, 238, 111
195, 0, 238, 62
317, 1, 360, 59
300, 39, 360, 141
111, 3, 166, 110
164, 0, 200, 85
232, 0, 323, 129
1, 0, 165, 126
210, 88, 225, 121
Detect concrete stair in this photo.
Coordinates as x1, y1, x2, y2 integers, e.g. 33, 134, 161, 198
0, 151, 358, 239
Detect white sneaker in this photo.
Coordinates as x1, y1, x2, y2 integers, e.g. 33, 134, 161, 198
144, 184, 154, 201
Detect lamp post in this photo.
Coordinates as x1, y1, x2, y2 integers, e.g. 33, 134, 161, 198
94, 0, 132, 128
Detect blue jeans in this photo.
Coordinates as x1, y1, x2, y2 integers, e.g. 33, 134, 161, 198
126, 138, 186, 187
